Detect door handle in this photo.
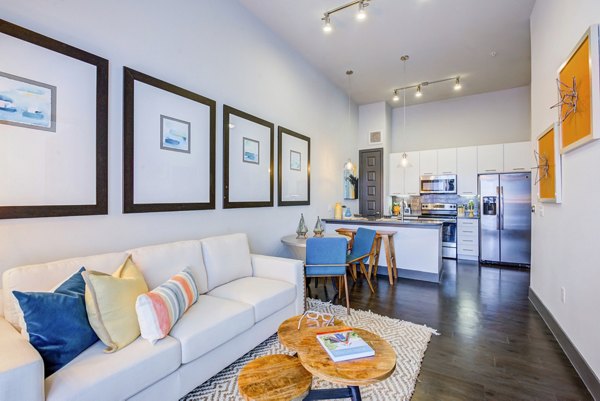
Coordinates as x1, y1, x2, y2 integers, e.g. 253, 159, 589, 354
496, 186, 500, 230
500, 186, 505, 230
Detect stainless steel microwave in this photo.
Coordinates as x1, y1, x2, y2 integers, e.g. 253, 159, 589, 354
420, 175, 457, 194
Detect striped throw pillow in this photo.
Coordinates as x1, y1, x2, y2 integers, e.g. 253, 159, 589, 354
135, 268, 199, 344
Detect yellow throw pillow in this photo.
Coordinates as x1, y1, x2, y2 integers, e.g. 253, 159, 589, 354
82, 256, 148, 353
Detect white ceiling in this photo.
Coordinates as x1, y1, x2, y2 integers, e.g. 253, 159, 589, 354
239, 0, 535, 106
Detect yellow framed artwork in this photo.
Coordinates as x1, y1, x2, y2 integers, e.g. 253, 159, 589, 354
536, 123, 562, 203
555, 25, 600, 154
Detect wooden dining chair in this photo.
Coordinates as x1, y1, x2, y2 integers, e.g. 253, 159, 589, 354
305, 237, 350, 315
346, 227, 377, 293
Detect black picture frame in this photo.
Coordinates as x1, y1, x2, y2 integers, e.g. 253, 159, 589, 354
223, 105, 274, 209
123, 67, 216, 213
0, 19, 108, 219
278, 126, 310, 206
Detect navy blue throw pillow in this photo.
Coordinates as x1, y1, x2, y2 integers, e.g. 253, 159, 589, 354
13, 267, 99, 377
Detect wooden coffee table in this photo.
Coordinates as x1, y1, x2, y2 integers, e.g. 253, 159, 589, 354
278, 315, 343, 353
297, 326, 396, 401
238, 354, 312, 401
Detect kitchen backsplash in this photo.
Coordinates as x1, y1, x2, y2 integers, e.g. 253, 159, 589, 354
392, 194, 479, 216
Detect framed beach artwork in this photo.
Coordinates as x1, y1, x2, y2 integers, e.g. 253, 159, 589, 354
0, 19, 108, 219
123, 67, 216, 213
554, 25, 600, 153
160, 115, 190, 153
278, 126, 310, 206
223, 105, 274, 209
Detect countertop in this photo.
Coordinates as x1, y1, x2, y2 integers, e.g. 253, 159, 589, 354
457, 215, 480, 219
322, 217, 443, 228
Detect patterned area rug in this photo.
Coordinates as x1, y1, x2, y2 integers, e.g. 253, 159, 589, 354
181, 299, 438, 401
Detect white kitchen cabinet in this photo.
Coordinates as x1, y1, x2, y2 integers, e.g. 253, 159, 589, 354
419, 150, 437, 177
437, 148, 457, 175
389, 153, 406, 194
457, 218, 479, 260
404, 151, 420, 195
456, 146, 478, 195
477, 144, 504, 173
503, 142, 531, 172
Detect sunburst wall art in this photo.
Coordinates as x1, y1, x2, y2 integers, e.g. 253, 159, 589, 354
536, 123, 562, 203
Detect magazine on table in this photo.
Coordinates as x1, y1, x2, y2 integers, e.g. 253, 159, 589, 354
316, 329, 375, 362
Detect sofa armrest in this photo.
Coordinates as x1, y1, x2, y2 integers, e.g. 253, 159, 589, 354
251, 254, 305, 315
0, 318, 44, 401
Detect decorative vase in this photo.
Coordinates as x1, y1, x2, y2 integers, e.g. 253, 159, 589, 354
313, 216, 324, 237
296, 213, 308, 239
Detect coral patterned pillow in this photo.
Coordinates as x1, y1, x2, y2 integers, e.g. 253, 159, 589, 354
135, 267, 199, 344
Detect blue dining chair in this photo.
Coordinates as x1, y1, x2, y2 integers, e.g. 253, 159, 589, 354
347, 227, 377, 293
305, 237, 350, 315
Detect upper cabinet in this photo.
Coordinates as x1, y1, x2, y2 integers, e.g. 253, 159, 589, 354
419, 150, 437, 176
477, 144, 504, 173
389, 153, 405, 195
404, 151, 420, 195
437, 148, 457, 175
503, 142, 531, 172
456, 146, 477, 195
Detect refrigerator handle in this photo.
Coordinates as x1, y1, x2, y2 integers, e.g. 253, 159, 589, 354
496, 186, 500, 231
500, 186, 505, 230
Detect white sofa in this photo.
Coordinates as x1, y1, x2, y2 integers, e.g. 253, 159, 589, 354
0, 233, 304, 401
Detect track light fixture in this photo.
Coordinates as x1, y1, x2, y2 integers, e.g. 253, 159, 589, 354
392, 75, 463, 101
454, 76, 462, 90
321, 0, 372, 33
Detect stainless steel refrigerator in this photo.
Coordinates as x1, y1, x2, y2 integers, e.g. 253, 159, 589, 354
479, 173, 531, 266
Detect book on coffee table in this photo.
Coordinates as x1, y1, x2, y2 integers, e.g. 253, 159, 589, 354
316, 328, 375, 362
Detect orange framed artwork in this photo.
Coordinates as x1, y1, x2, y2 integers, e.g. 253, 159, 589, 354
536, 124, 562, 203
556, 25, 600, 153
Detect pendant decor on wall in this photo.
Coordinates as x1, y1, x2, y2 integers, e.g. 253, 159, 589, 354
123, 67, 216, 213
223, 105, 274, 209
0, 19, 108, 219
551, 24, 600, 154
278, 126, 310, 206
535, 123, 562, 203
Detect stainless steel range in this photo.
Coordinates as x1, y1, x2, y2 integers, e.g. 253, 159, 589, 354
420, 203, 457, 259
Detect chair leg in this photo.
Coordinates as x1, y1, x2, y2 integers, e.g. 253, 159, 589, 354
349, 263, 358, 281
358, 261, 376, 293
343, 274, 350, 315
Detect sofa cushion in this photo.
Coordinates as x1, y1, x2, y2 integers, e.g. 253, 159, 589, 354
208, 277, 296, 322
2, 251, 128, 330
169, 295, 254, 363
200, 233, 253, 291
136, 268, 199, 344
45, 336, 180, 401
13, 267, 98, 377
82, 256, 148, 353
128, 240, 209, 294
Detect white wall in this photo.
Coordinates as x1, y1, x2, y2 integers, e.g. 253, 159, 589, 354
391, 86, 531, 152
530, 1, 600, 379
0, 0, 358, 276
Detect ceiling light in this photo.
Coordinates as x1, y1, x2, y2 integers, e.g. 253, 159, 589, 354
454, 77, 462, 90
415, 85, 422, 97
400, 152, 409, 167
356, 1, 367, 20
322, 15, 332, 33
392, 90, 399, 102
228, 123, 235, 129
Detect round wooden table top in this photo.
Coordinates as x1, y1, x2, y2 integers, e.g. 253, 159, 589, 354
297, 326, 397, 387
237, 354, 312, 401
278, 315, 343, 353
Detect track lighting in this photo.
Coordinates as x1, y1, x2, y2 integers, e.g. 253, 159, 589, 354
454, 76, 462, 90
392, 75, 464, 100
321, 0, 372, 33
322, 15, 332, 33
356, 1, 367, 20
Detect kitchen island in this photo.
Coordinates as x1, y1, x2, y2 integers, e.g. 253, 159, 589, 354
323, 217, 443, 283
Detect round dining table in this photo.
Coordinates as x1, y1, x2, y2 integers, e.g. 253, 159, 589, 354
280, 234, 348, 262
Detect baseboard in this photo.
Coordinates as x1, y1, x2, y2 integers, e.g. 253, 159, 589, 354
377, 267, 440, 283
529, 288, 600, 400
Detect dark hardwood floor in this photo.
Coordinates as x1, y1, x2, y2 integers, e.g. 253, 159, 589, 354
307, 259, 592, 401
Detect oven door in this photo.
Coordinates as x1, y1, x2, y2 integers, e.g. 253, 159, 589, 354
420, 175, 457, 194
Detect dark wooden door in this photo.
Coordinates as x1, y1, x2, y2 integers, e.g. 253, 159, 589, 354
359, 148, 383, 217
